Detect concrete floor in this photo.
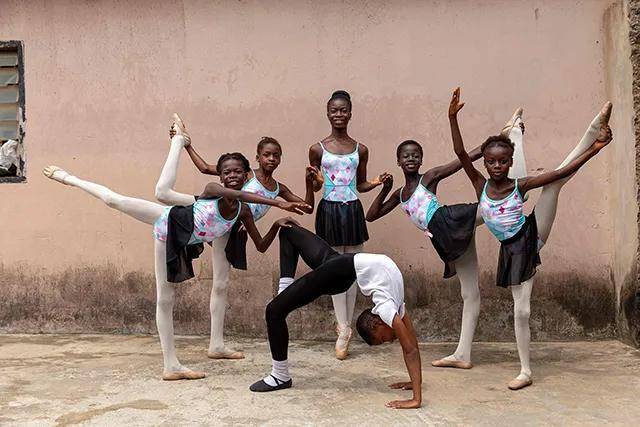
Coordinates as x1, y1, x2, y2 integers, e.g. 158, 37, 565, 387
0, 335, 639, 426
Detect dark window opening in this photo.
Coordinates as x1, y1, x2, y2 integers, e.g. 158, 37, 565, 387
0, 40, 25, 183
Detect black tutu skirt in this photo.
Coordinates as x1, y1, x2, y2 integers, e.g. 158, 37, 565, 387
315, 199, 369, 247
427, 203, 478, 279
496, 211, 541, 288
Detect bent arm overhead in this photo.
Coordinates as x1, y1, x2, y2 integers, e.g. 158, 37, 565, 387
185, 144, 219, 176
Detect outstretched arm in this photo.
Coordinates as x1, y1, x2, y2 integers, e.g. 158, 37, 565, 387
278, 166, 317, 214
242, 209, 300, 252
356, 144, 387, 193
519, 125, 613, 194
366, 175, 400, 222
424, 144, 483, 188
199, 182, 309, 214
387, 312, 422, 409
449, 87, 486, 199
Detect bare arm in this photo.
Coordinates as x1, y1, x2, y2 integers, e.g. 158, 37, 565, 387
356, 144, 385, 193
241, 209, 300, 253
308, 145, 324, 192
278, 181, 314, 214
185, 145, 219, 176
366, 175, 400, 222
424, 144, 483, 188
199, 182, 309, 214
386, 312, 422, 409
519, 126, 612, 194
448, 87, 486, 198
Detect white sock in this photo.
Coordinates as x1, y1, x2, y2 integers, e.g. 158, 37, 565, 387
278, 277, 295, 294
263, 359, 290, 386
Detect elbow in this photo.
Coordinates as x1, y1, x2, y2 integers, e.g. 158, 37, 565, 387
154, 186, 171, 204
365, 213, 376, 222
404, 346, 420, 361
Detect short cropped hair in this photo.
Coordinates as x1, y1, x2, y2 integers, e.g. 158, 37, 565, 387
356, 308, 379, 345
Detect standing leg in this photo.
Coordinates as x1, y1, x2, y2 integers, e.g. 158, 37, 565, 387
154, 239, 206, 380
432, 236, 479, 369
508, 278, 534, 390
207, 232, 244, 359
330, 243, 363, 360
155, 134, 197, 207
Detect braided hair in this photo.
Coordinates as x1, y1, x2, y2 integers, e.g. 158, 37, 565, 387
257, 136, 282, 155
481, 134, 515, 155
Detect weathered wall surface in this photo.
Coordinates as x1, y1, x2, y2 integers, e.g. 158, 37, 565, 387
623, 0, 640, 347
0, 0, 623, 340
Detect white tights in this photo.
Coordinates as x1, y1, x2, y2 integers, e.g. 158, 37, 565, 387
154, 136, 236, 354
509, 110, 604, 380
62, 172, 187, 374
441, 116, 528, 364
330, 244, 363, 330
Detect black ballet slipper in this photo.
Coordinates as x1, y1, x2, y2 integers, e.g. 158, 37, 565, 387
249, 375, 292, 392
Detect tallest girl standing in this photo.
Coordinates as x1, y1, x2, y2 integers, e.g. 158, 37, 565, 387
309, 90, 387, 360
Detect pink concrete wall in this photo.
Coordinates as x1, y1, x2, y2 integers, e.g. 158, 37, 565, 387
0, 0, 620, 337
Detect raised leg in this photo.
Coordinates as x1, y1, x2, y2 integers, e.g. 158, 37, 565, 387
155, 135, 197, 206
207, 232, 244, 359
44, 166, 165, 224
536, 103, 610, 243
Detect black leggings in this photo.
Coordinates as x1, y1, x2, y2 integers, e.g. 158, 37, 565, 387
267, 225, 357, 361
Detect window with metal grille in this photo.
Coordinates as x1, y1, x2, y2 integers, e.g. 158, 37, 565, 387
0, 41, 25, 183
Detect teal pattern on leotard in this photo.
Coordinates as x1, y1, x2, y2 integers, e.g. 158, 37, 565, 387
153, 198, 240, 243
320, 142, 359, 202
242, 171, 280, 221
478, 179, 525, 241
399, 176, 440, 235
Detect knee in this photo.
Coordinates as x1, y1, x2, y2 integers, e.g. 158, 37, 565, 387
156, 294, 174, 313
104, 193, 121, 209
155, 186, 170, 204
212, 277, 230, 295
514, 305, 531, 323
265, 300, 283, 323
461, 286, 480, 305
278, 226, 293, 240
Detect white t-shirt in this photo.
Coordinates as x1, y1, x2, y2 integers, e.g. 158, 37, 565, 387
353, 253, 405, 327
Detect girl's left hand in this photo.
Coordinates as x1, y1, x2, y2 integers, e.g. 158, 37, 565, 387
306, 166, 322, 184
277, 201, 310, 215
593, 124, 613, 150
372, 172, 390, 186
